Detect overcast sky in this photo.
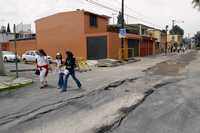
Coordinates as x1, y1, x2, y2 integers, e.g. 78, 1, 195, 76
0, 0, 199, 36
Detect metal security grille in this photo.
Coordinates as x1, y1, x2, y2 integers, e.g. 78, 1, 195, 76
128, 39, 139, 57
87, 36, 107, 60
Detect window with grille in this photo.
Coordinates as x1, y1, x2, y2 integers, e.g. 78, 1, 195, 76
90, 15, 98, 27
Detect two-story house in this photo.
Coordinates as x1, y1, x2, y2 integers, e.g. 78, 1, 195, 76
167, 34, 183, 47
36, 10, 110, 59
35, 10, 156, 59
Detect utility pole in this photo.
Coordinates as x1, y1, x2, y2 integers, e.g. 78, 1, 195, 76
0, 51, 6, 76
172, 20, 175, 31
0, 19, 6, 76
121, 0, 125, 59
13, 24, 19, 78
172, 20, 175, 48
165, 25, 169, 54
139, 24, 142, 56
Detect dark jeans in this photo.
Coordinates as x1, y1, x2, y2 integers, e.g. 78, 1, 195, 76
58, 73, 64, 89
62, 70, 81, 91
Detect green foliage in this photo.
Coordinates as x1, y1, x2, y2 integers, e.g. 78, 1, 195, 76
192, 0, 200, 9
7, 23, 11, 33
194, 32, 200, 47
117, 12, 125, 26
170, 25, 184, 35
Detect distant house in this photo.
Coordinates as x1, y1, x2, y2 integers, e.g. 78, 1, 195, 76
0, 33, 36, 56
109, 24, 156, 57
16, 23, 32, 34
146, 29, 168, 54
8, 33, 37, 56
0, 33, 14, 51
167, 34, 183, 47
0, 24, 37, 55
0, 33, 14, 43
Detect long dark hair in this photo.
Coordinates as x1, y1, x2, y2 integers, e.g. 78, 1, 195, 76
66, 51, 74, 59
38, 49, 47, 56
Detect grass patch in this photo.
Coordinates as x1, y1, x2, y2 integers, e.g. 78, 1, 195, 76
0, 81, 33, 92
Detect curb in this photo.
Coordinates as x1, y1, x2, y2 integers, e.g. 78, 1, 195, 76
0, 78, 33, 92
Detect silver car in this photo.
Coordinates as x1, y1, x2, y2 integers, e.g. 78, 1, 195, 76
22, 50, 53, 63
2, 51, 21, 62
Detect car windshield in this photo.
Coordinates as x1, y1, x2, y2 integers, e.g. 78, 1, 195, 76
2, 51, 15, 55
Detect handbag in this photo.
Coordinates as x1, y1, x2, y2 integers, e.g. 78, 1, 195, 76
64, 69, 69, 75
35, 69, 40, 75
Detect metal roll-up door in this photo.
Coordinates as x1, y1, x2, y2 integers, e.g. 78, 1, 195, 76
87, 36, 107, 60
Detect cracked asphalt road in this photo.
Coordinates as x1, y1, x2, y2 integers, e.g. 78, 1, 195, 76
110, 51, 200, 133
0, 51, 198, 133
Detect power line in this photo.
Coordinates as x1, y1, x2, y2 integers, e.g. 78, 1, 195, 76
96, 0, 121, 11
85, 0, 120, 12
113, 0, 162, 28
115, 0, 148, 18
86, 0, 139, 20
85, 0, 161, 28
96, 0, 162, 28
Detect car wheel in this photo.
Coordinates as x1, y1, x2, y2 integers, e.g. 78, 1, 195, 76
4, 57, 8, 62
23, 58, 27, 63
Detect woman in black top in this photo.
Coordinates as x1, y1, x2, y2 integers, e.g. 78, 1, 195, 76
61, 51, 82, 92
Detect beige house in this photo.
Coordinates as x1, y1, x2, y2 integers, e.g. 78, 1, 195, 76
146, 29, 166, 53
167, 34, 183, 46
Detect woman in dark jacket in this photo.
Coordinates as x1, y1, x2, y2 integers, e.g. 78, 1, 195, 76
61, 51, 82, 92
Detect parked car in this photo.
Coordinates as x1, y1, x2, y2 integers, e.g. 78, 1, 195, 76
2, 51, 21, 62
22, 50, 53, 63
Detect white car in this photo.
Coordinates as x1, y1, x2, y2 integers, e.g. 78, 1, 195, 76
2, 51, 21, 62
22, 50, 53, 63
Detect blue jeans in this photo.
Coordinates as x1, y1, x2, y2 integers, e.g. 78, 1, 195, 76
62, 70, 81, 91
58, 73, 64, 89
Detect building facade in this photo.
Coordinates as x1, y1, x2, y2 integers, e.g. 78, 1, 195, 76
167, 34, 183, 47
35, 10, 156, 60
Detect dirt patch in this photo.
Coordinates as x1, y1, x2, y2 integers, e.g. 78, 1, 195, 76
145, 60, 185, 76
144, 51, 197, 76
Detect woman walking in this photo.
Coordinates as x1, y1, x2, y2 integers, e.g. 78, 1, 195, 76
61, 51, 82, 92
55, 52, 64, 89
36, 49, 49, 89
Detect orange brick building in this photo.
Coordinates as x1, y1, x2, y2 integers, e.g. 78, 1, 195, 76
35, 10, 156, 60
2, 10, 155, 59
9, 39, 37, 56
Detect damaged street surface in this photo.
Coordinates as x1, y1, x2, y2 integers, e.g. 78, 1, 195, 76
0, 51, 200, 133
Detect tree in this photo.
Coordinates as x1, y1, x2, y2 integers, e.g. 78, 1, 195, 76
192, 0, 200, 9
7, 23, 11, 33
117, 11, 125, 26
194, 32, 200, 47
0, 26, 6, 33
170, 25, 184, 36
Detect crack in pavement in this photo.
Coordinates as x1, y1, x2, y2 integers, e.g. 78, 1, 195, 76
1, 51, 195, 132
95, 79, 183, 133
0, 77, 140, 131
94, 51, 198, 133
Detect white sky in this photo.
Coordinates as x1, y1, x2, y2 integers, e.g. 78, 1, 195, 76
0, 0, 199, 36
